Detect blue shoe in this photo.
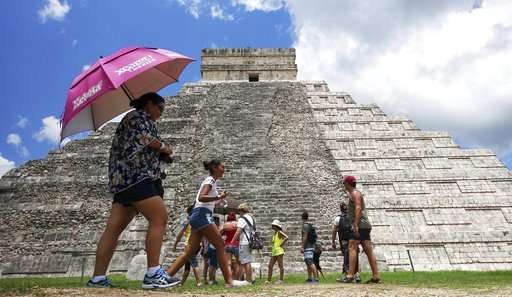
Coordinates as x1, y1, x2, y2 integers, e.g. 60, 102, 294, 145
86, 277, 114, 288
142, 268, 181, 289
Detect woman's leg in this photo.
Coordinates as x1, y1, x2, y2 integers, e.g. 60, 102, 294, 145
347, 240, 359, 278
361, 240, 380, 279
181, 262, 190, 285
267, 256, 277, 281
93, 203, 137, 276
201, 224, 233, 284
166, 231, 202, 276
132, 196, 168, 267
202, 255, 209, 283
232, 253, 240, 280
192, 266, 202, 285
225, 251, 235, 280
277, 255, 284, 281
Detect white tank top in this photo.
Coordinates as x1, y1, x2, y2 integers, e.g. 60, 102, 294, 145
194, 176, 218, 212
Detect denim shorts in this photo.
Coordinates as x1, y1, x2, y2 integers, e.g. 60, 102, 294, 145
207, 247, 218, 268
225, 246, 239, 257
189, 207, 214, 230
304, 248, 314, 266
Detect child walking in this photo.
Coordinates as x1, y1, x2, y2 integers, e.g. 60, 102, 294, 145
266, 220, 288, 284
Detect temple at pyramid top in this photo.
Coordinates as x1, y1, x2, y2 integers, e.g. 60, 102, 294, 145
201, 48, 297, 81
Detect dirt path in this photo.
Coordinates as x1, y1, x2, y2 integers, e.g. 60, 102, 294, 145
6, 284, 511, 297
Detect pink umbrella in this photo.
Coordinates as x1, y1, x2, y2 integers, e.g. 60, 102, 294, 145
61, 46, 194, 140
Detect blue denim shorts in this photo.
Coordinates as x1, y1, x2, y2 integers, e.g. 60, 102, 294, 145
189, 207, 214, 230
208, 247, 218, 268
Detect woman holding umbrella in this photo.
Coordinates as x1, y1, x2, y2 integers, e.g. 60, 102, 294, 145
87, 92, 180, 289
61, 46, 193, 289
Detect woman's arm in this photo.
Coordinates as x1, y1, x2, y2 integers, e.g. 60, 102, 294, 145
197, 185, 227, 203
231, 227, 242, 244
173, 225, 186, 251
148, 139, 172, 155
279, 231, 289, 246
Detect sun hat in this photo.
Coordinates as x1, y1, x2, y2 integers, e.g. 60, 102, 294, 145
271, 219, 283, 230
238, 203, 250, 212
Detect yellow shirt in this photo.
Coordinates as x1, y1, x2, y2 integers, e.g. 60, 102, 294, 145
271, 232, 285, 256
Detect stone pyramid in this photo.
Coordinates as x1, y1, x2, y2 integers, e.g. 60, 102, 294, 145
0, 48, 511, 277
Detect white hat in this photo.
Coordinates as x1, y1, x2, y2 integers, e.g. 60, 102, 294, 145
271, 219, 283, 229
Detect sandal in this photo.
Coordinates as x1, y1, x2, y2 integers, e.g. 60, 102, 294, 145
341, 276, 354, 283
365, 278, 381, 284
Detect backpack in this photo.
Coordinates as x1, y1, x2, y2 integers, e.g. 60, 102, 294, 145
306, 223, 317, 244
241, 215, 264, 250
337, 214, 352, 241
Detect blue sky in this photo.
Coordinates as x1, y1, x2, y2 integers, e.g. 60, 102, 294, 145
1, 0, 511, 175
0, 0, 292, 173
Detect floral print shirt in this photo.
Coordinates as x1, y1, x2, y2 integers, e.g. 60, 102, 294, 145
108, 109, 161, 193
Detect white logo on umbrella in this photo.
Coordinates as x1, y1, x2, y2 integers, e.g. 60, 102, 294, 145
115, 55, 156, 76
73, 80, 103, 111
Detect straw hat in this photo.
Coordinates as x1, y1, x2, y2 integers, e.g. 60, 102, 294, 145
271, 219, 283, 230
238, 203, 250, 212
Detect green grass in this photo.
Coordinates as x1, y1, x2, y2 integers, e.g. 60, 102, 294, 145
1, 271, 511, 295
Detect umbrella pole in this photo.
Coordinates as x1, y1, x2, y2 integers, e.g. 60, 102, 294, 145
121, 84, 135, 101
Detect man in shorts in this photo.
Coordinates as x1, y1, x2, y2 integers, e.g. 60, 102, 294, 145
342, 175, 380, 283
301, 211, 319, 284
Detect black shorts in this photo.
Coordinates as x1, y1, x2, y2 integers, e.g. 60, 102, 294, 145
350, 228, 371, 241
113, 178, 164, 207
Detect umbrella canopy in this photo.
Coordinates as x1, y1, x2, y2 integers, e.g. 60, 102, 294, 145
61, 46, 194, 140
214, 198, 241, 215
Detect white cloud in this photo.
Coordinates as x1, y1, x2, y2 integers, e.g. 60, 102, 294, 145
176, 0, 202, 18
210, 4, 234, 21
287, 0, 512, 163
82, 64, 91, 72
33, 116, 61, 145
38, 0, 71, 23
0, 154, 15, 177
7, 133, 30, 158
231, 0, 285, 12
173, 0, 283, 19
16, 116, 29, 128
6, 134, 21, 146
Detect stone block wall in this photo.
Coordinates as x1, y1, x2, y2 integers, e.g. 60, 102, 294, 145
201, 48, 297, 81
1, 78, 511, 278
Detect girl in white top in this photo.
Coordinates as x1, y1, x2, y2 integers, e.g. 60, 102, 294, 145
193, 175, 219, 212
166, 160, 248, 288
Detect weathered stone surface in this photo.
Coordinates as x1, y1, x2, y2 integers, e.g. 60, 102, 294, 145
126, 252, 147, 280
201, 48, 297, 81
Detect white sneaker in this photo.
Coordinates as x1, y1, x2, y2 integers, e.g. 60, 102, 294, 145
225, 280, 250, 288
